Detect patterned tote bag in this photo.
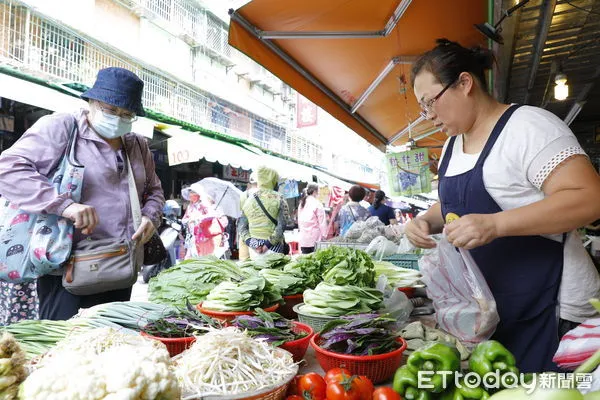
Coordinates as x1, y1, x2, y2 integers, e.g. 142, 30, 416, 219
0, 117, 84, 282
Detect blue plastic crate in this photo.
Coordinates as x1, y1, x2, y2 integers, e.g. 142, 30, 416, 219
382, 253, 421, 270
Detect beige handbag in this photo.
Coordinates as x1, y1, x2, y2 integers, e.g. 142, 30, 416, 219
62, 140, 144, 295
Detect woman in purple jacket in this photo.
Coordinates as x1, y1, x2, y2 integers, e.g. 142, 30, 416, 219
0, 67, 165, 321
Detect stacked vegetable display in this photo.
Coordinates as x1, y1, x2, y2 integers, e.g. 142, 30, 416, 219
0, 333, 26, 400
148, 257, 249, 307
19, 328, 181, 400
201, 275, 282, 312
174, 327, 298, 398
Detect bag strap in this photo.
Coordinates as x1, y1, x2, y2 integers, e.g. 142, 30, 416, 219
348, 204, 357, 222
253, 193, 278, 225
122, 138, 142, 230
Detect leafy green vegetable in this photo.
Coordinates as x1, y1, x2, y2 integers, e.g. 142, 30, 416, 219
373, 261, 423, 288
258, 269, 306, 296
202, 276, 283, 311
319, 314, 400, 355
317, 247, 375, 287
148, 256, 249, 307
240, 253, 291, 270
283, 254, 323, 289
300, 282, 383, 316
231, 309, 306, 346
142, 303, 221, 338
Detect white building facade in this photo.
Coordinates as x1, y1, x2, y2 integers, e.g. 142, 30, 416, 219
0, 0, 383, 183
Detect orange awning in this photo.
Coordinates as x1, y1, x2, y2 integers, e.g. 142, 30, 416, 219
228, 0, 488, 153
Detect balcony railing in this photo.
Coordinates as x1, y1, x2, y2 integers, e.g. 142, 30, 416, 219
0, 0, 290, 156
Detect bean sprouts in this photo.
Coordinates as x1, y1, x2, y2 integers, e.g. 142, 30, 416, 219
175, 327, 298, 397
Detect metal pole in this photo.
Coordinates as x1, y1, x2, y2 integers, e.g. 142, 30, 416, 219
388, 115, 424, 144
229, 10, 389, 146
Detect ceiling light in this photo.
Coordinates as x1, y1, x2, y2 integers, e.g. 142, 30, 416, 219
554, 73, 569, 101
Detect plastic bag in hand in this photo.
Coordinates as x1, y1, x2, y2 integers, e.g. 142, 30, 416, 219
418, 234, 499, 347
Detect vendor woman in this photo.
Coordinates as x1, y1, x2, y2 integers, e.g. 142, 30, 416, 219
404, 39, 600, 372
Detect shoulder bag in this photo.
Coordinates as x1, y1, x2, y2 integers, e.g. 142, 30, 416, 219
253, 193, 289, 255
61, 138, 144, 295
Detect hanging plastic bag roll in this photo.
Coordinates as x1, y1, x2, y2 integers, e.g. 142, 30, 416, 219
418, 234, 499, 347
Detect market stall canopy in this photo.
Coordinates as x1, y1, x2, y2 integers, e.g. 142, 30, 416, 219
166, 128, 352, 190
228, 0, 487, 152
166, 128, 260, 170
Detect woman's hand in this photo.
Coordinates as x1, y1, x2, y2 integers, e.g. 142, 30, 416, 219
132, 216, 156, 244
405, 218, 436, 248
445, 213, 499, 249
62, 203, 99, 235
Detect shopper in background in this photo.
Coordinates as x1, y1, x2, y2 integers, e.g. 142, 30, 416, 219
237, 172, 258, 260
182, 183, 228, 258
238, 166, 289, 259
368, 190, 397, 226
404, 39, 600, 372
0, 67, 164, 321
297, 183, 328, 254
334, 185, 370, 237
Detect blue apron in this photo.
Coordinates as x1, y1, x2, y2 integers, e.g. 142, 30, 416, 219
437, 104, 563, 373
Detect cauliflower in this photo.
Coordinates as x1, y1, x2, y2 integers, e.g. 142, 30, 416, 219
19, 329, 180, 400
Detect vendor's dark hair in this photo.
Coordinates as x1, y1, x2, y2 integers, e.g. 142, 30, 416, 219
300, 183, 319, 209
373, 190, 386, 210
411, 38, 495, 90
348, 185, 366, 202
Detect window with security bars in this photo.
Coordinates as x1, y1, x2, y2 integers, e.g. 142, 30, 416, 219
0, 1, 299, 164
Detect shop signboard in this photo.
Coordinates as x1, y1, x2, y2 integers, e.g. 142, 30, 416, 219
223, 165, 250, 182
386, 149, 432, 196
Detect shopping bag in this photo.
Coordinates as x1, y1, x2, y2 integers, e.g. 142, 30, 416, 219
0, 118, 83, 283
553, 317, 600, 370
419, 234, 499, 346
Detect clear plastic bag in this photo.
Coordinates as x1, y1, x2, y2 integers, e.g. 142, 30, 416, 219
376, 275, 413, 325
418, 234, 499, 347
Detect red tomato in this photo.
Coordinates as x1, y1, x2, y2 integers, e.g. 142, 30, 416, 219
325, 368, 352, 384
372, 387, 401, 400
297, 372, 327, 400
287, 375, 302, 396
354, 376, 374, 399
326, 381, 362, 400
285, 396, 304, 400
326, 374, 373, 400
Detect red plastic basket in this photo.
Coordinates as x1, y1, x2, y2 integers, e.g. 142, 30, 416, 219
278, 294, 304, 319
397, 287, 416, 298
140, 331, 196, 357
278, 321, 313, 363
196, 303, 280, 323
310, 335, 407, 384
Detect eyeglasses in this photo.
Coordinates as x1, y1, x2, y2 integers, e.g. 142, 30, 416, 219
98, 105, 138, 123
419, 78, 457, 119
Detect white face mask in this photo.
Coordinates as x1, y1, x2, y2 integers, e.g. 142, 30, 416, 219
90, 109, 133, 139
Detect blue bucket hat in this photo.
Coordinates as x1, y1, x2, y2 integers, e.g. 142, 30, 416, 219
81, 67, 145, 117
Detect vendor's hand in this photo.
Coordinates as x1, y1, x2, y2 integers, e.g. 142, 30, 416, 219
445, 213, 499, 249
132, 216, 156, 244
62, 203, 99, 235
405, 218, 436, 249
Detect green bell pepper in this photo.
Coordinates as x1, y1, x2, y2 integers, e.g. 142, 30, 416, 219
393, 365, 433, 400
406, 342, 461, 394
440, 380, 490, 400
469, 340, 519, 389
